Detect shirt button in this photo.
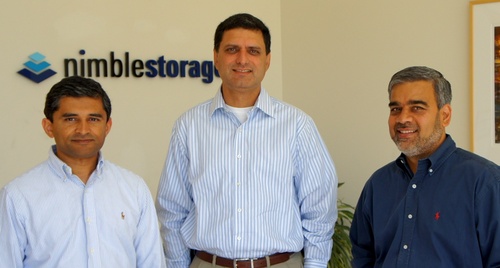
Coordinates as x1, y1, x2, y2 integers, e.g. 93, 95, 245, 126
237, 208, 242, 213
86, 217, 91, 223
237, 154, 241, 159
412, 184, 417, 189
403, 245, 408, 250
236, 236, 241, 241
429, 168, 433, 173
408, 214, 413, 219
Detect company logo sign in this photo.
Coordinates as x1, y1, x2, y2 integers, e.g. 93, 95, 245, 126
18, 50, 220, 84
18, 52, 57, 83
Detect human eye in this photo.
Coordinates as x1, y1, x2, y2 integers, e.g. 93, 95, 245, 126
412, 106, 425, 112
225, 47, 238, 53
89, 117, 102, 122
389, 107, 401, 114
249, 48, 260, 55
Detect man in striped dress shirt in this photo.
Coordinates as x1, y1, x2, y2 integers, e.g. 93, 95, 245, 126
156, 13, 338, 268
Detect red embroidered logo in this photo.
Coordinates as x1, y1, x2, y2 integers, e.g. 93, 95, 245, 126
434, 211, 441, 220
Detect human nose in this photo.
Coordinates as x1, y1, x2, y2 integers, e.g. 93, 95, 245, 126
396, 108, 412, 124
235, 51, 248, 64
76, 120, 90, 134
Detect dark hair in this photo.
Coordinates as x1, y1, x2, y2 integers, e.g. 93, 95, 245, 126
214, 13, 271, 55
44, 76, 112, 122
388, 66, 452, 108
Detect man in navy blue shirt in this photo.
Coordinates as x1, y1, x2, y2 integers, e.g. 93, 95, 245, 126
350, 66, 500, 267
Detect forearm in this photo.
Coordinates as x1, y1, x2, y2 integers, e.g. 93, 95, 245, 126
301, 182, 337, 268
303, 239, 333, 268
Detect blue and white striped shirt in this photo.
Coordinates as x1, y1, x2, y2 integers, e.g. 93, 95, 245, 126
0, 145, 166, 268
156, 88, 338, 268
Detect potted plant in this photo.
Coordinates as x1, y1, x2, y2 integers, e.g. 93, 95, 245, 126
328, 183, 355, 268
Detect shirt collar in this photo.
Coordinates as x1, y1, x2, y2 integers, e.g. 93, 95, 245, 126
425, 134, 456, 171
47, 144, 105, 181
209, 86, 275, 118
396, 134, 456, 175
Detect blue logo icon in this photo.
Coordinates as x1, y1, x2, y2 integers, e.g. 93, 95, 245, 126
18, 52, 57, 83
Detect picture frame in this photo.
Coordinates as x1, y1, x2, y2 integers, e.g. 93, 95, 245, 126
470, 0, 500, 163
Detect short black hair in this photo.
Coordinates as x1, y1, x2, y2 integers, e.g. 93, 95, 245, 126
214, 13, 271, 55
44, 76, 112, 122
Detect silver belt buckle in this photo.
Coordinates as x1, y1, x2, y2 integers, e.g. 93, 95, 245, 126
233, 258, 255, 268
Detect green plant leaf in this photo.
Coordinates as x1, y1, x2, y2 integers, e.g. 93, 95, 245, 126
328, 182, 355, 268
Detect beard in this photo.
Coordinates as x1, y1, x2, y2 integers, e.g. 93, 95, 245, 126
393, 114, 445, 158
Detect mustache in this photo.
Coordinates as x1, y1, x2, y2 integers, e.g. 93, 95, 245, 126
71, 134, 94, 139
395, 123, 414, 129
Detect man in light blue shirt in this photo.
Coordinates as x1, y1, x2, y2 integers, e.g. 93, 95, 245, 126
156, 13, 338, 268
0, 76, 166, 268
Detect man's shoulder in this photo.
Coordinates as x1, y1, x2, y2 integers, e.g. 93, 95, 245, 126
182, 99, 213, 115
0, 161, 57, 207
100, 161, 153, 202
4, 161, 51, 191
361, 160, 402, 189
371, 160, 400, 177
452, 148, 500, 176
102, 160, 152, 190
266, 97, 315, 126
270, 96, 305, 112
102, 160, 145, 183
171, 99, 213, 126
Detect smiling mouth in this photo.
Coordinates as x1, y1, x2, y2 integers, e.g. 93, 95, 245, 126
398, 129, 417, 134
234, 69, 252, 73
395, 129, 417, 141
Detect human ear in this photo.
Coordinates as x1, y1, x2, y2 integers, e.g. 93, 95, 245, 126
440, 104, 452, 127
41, 118, 54, 138
105, 117, 113, 136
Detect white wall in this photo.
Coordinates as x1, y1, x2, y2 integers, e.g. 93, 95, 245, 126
0, 1, 282, 196
281, 0, 471, 206
1, 0, 477, 210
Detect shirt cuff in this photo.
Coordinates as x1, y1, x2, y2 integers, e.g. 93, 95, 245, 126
304, 259, 328, 268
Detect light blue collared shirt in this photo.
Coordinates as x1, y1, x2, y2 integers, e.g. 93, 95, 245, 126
0, 145, 166, 268
156, 88, 338, 268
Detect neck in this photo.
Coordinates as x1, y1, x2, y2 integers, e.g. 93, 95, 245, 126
405, 156, 419, 174
58, 155, 98, 184
221, 86, 260, 107
71, 165, 95, 184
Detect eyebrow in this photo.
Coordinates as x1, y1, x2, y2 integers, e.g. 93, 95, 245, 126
247, 46, 262, 50
62, 113, 104, 118
388, 100, 429, 107
224, 44, 262, 50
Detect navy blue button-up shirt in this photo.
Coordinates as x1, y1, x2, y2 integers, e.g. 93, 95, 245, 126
350, 135, 500, 267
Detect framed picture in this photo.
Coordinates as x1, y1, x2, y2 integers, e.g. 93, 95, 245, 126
470, 0, 500, 163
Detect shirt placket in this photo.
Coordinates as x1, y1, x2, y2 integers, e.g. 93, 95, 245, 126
234, 123, 245, 253
83, 181, 101, 268
397, 164, 427, 267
